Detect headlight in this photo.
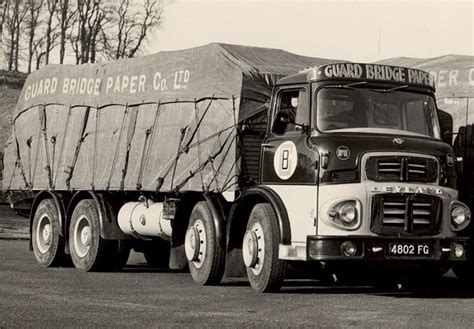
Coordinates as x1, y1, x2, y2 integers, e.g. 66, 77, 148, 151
326, 200, 361, 230
339, 203, 357, 224
450, 202, 471, 231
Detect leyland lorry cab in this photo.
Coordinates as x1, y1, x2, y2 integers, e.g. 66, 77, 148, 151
248, 63, 470, 284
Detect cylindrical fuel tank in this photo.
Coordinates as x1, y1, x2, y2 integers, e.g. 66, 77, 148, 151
117, 200, 172, 239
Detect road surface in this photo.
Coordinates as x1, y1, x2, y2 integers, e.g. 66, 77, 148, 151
2, 239, 474, 328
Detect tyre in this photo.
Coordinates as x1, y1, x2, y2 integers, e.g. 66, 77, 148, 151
69, 199, 119, 271
242, 203, 286, 292
31, 199, 66, 267
143, 239, 171, 268
184, 201, 225, 285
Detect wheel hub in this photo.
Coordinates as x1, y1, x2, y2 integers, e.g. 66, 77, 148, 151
80, 227, 91, 247
242, 230, 258, 268
42, 224, 52, 244
36, 214, 52, 254
184, 219, 207, 269
74, 216, 91, 258
242, 222, 265, 275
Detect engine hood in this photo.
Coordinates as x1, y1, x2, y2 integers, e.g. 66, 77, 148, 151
309, 133, 455, 184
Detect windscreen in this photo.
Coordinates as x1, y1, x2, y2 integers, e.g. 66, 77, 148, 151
315, 86, 441, 139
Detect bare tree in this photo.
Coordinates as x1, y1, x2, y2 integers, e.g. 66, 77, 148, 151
57, 0, 76, 64
108, 0, 164, 59
3, 0, 29, 71
44, 0, 58, 64
26, 0, 44, 73
2, 0, 169, 71
70, 0, 110, 64
0, 0, 7, 45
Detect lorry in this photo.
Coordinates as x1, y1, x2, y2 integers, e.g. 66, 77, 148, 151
2, 43, 471, 292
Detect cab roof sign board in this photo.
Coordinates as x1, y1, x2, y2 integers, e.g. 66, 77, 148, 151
307, 63, 435, 89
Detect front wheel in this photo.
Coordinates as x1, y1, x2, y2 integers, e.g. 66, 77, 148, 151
31, 199, 66, 267
69, 199, 119, 271
243, 203, 286, 292
184, 201, 225, 285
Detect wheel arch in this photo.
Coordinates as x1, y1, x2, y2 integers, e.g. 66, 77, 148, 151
65, 191, 125, 253
29, 191, 68, 251
224, 186, 291, 277
227, 186, 291, 248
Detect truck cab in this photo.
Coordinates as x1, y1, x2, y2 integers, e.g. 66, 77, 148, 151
251, 63, 470, 276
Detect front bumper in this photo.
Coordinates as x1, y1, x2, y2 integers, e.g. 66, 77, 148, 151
307, 236, 470, 262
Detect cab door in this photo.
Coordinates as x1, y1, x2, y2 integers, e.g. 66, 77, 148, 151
261, 86, 318, 185
260, 85, 319, 244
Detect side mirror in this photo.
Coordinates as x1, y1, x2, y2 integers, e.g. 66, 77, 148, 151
437, 109, 453, 145
272, 111, 290, 135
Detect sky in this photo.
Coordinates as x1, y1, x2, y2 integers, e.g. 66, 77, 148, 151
150, 0, 473, 62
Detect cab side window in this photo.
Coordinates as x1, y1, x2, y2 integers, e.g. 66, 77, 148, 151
272, 89, 308, 134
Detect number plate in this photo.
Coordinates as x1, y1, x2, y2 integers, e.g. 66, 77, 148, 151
387, 243, 431, 256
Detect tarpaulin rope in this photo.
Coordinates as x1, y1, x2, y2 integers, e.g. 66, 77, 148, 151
204, 96, 239, 192
65, 106, 91, 190
168, 126, 188, 192
182, 96, 215, 153
137, 102, 161, 190
30, 106, 43, 187
120, 105, 139, 191
194, 99, 205, 189
220, 96, 240, 192
156, 122, 238, 191
40, 105, 53, 189
13, 131, 29, 189
53, 105, 72, 189
174, 125, 235, 193
50, 134, 57, 189
26, 136, 32, 186
205, 131, 236, 192
91, 107, 100, 190
106, 104, 129, 190
136, 127, 152, 190
160, 97, 219, 191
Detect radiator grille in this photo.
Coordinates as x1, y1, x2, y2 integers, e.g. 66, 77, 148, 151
371, 194, 441, 236
366, 156, 438, 183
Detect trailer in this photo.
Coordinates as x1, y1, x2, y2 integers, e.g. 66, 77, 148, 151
2, 43, 471, 292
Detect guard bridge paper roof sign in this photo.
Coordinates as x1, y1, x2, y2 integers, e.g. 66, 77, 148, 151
308, 63, 435, 89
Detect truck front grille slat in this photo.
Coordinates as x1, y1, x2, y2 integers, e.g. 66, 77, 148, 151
408, 163, 426, 168
413, 218, 431, 225
409, 169, 426, 174
383, 218, 405, 224
413, 209, 431, 215
371, 194, 441, 236
383, 209, 406, 215
365, 156, 438, 183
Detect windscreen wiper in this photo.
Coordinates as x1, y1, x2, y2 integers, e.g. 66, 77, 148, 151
325, 81, 368, 90
371, 85, 408, 93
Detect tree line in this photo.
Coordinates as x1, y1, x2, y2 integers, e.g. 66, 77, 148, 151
0, 0, 166, 73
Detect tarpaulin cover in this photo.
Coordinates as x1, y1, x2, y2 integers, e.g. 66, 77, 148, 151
3, 43, 334, 193
377, 55, 474, 133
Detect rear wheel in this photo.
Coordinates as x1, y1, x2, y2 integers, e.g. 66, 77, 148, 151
243, 203, 286, 292
32, 199, 66, 267
69, 199, 119, 271
185, 201, 225, 285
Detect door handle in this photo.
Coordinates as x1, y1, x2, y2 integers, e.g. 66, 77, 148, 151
262, 144, 275, 148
